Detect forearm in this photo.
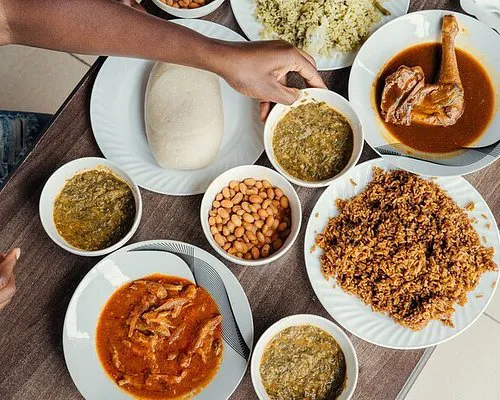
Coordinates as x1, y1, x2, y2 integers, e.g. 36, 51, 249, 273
2, 0, 225, 73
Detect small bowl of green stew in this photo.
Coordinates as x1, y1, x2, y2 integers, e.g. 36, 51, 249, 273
40, 157, 142, 256
251, 314, 358, 400
264, 88, 364, 188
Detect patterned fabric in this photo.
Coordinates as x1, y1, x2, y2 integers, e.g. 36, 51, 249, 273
0, 111, 52, 188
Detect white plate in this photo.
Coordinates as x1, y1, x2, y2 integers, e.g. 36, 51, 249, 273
63, 240, 254, 399
349, 10, 500, 177
304, 158, 500, 349
90, 19, 263, 195
461, 0, 500, 33
229, 0, 409, 71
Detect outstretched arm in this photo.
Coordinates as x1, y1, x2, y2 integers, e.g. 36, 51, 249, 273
0, 0, 325, 116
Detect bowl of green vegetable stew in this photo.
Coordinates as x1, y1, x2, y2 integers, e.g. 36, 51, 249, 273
40, 157, 142, 256
264, 88, 364, 188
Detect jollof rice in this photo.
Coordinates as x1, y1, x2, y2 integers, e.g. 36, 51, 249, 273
316, 168, 497, 330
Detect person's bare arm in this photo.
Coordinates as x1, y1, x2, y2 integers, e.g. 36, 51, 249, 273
0, 0, 325, 114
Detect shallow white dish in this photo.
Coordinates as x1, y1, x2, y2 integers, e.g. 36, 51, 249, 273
90, 19, 263, 195
229, 0, 409, 71
264, 88, 364, 188
39, 157, 142, 257
349, 10, 500, 177
151, 0, 225, 18
304, 158, 500, 349
251, 314, 358, 400
63, 240, 254, 400
200, 165, 301, 266
461, 0, 500, 33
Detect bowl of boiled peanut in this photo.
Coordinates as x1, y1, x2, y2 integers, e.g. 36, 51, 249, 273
201, 165, 302, 266
152, 0, 223, 18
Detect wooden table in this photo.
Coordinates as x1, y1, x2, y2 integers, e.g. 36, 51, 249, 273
2, 0, 497, 399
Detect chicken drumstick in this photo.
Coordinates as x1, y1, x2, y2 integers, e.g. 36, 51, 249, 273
380, 15, 464, 127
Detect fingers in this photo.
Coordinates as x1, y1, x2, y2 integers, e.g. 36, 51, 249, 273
0, 248, 19, 289
273, 82, 300, 105
0, 249, 19, 311
296, 48, 317, 69
290, 50, 327, 89
0, 275, 15, 308
260, 101, 271, 122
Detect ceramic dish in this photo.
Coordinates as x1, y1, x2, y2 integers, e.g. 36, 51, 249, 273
200, 165, 301, 266
151, 0, 225, 18
264, 88, 364, 188
63, 240, 254, 400
39, 157, 142, 257
229, 0, 409, 71
304, 158, 500, 349
251, 314, 358, 400
461, 0, 500, 33
90, 19, 263, 195
349, 10, 500, 177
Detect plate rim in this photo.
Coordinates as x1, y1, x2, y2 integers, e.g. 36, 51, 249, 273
304, 158, 500, 349
62, 239, 254, 399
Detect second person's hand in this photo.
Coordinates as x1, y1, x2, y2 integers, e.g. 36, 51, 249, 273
0, 248, 19, 311
214, 40, 327, 121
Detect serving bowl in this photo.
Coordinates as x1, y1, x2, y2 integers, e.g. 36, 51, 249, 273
264, 88, 364, 188
200, 165, 301, 266
151, 0, 225, 18
39, 157, 142, 257
349, 10, 500, 177
251, 314, 358, 400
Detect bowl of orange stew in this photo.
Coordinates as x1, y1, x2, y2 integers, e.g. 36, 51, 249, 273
63, 242, 254, 400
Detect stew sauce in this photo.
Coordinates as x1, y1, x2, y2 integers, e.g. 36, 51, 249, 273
96, 275, 223, 399
375, 43, 495, 153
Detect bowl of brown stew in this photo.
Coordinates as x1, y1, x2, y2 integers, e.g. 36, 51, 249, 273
251, 314, 358, 400
40, 157, 142, 256
264, 88, 364, 188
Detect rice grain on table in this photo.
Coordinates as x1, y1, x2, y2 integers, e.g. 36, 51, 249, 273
316, 168, 497, 331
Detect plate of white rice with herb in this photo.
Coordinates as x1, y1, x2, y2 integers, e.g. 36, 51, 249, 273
230, 0, 409, 70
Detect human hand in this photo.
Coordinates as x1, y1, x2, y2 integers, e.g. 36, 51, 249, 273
0, 249, 20, 311
215, 40, 326, 121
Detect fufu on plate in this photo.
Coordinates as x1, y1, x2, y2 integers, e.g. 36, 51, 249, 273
145, 62, 224, 170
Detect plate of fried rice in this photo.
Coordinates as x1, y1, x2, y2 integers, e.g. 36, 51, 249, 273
304, 158, 499, 349
230, 0, 409, 70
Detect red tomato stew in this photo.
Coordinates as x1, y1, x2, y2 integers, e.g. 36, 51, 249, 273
96, 274, 223, 399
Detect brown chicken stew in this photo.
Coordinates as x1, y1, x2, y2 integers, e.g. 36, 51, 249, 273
375, 15, 495, 153
96, 275, 223, 399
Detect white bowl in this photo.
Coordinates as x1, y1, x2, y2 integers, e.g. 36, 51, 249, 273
264, 88, 364, 188
349, 10, 500, 177
251, 314, 359, 400
39, 157, 142, 257
151, 0, 225, 18
200, 165, 301, 266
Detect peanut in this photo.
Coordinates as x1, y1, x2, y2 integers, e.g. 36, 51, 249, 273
234, 226, 245, 238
